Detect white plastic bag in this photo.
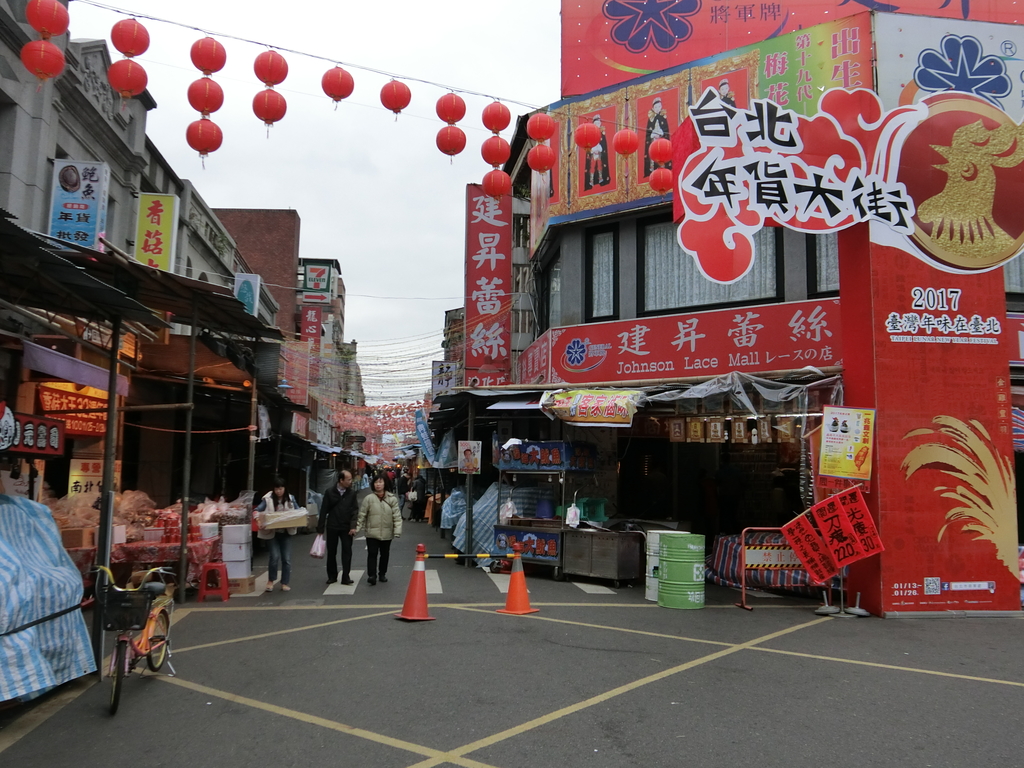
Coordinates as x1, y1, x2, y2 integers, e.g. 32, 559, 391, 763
566, 503, 581, 528
309, 533, 326, 559
499, 499, 517, 524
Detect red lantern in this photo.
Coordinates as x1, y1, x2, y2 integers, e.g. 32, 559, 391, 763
110, 18, 149, 57
649, 138, 673, 166
649, 167, 673, 195
322, 66, 354, 103
436, 93, 465, 125
482, 169, 511, 199
26, 0, 69, 40
436, 125, 466, 157
527, 144, 556, 173
188, 77, 224, 115
186, 118, 223, 157
527, 112, 556, 142
20, 39, 64, 81
107, 59, 147, 98
254, 50, 288, 86
574, 122, 601, 151
253, 88, 287, 126
191, 37, 226, 75
481, 135, 511, 167
380, 80, 411, 115
482, 101, 511, 133
612, 129, 639, 156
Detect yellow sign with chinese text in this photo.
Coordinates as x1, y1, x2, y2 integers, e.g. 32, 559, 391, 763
540, 389, 641, 427
134, 194, 178, 271
818, 406, 875, 482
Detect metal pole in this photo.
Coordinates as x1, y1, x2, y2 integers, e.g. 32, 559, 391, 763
464, 397, 474, 567
177, 297, 199, 603
246, 363, 258, 493
90, 315, 122, 669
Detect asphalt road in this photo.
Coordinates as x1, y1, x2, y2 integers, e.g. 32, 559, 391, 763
2, 529, 1023, 768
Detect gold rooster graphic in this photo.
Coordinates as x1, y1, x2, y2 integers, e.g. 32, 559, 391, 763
902, 416, 1017, 578
916, 120, 1024, 261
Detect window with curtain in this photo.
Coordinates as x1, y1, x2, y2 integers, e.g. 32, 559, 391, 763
546, 255, 561, 329
589, 230, 616, 319
813, 232, 840, 294
641, 221, 777, 312
1005, 253, 1024, 293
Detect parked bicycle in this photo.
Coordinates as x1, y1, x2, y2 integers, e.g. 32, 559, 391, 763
94, 565, 175, 714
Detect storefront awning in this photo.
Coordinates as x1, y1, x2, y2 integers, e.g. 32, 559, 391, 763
486, 398, 543, 410
23, 340, 129, 396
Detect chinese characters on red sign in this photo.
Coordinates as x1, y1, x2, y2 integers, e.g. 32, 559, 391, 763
37, 386, 106, 436
780, 513, 839, 585
538, 298, 840, 386
464, 186, 512, 386
836, 487, 884, 557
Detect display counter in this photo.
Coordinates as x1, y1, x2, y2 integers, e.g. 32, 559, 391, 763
563, 529, 644, 587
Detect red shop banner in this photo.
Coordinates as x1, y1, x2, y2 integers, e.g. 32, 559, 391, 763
780, 513, 839, 585
0, 401, 65, 457
546, 298, 841, 386
464, 185, 513, 387
37, 385, 106, 436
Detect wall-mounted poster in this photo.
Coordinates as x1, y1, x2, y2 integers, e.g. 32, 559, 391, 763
699, 67, 750, 111
636, 88, 678, 181
577, 106, 617, 198
687, 417, 704, 443
458, 440, 481, 475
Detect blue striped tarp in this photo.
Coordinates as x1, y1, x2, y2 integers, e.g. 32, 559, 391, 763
0, 495, 96, 702
1012, 408, 1024, 453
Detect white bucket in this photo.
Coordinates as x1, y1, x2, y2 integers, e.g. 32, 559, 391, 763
645, 575, 659, 601
646, 529, 661, 556
646, 553, 660, 578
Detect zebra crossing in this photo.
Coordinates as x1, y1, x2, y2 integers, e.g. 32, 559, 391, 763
320, 568, 617, 596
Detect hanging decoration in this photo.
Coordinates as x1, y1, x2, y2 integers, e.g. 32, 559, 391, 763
436, 125, 467, 157
253, 88, 287, 128
253, 50, 288, 133
612, 128, 639, 156
574, 121, 601, 150
525, 111, 558, 176
380, 79, 411, 118
20, 39, 64, 82
481, 101, 511, 133
107, 59, 147, 98
526, 112, 556, 142
527, 143, 556, 173
187, 77, 224, 115
190, 37, 226, 76
25, 0, 69, 40
322, 66, 354, 107
648, 138, 672, 166
186, 118, 223, 162
110, 18, 149, 57
482, 168, 511, 199
480, 135, 510, 167
20, 0, 68, 83
480, 101, 511, 196
254, 49, 288, 86
435, 93, 466, 159
649, 167, 673, 195
647, 137, 673, 194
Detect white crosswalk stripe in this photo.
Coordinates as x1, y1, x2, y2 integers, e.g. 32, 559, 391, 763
486, 572, 511, 593
572, 582, 616, 594
323, 571, 364, 596
425, 569, 442, 594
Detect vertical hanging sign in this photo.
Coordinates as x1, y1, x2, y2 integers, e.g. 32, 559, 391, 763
464, 185, 513, 387
49, 161, 111, 251
134, 193, 179, 270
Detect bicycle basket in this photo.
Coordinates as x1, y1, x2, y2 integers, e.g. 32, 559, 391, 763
99, 588, 153, 631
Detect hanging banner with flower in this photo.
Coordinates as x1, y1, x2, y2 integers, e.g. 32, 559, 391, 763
539, 389, 643, 427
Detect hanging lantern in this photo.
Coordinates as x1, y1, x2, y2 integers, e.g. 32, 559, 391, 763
649, 167, 673, 195
482, 101, 511, 133
379, 79, 411, 115
20, 39, 64, 81
107, 59, 147, 98
481, 135, 511, 167
25, 0, 69, 40
527, 144, 556, 173
435, 93, 466, 125
191, 37, 226, 75
436, 125, 466, 157
186, 118, 223, 157
526, 112, 556, 142
253, 88, 287, 126
649, 138, 673, 166
254, 50, 288, 86
482, 169, 511, 199
574, 122, 601, 150
322, 66, 354, 104
110, 18, 149, 57
612, 129, 639, 156
187, 77, 224, 115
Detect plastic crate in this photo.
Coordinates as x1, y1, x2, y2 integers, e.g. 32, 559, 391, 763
99, 588, 153, 631
578, 497, 608, 522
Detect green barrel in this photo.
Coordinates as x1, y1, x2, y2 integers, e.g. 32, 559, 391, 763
657, 533, 705, 610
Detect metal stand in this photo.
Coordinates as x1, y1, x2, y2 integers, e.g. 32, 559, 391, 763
844, 591, 871, 617
814, 588, 840, 615
831, 571, 855, 617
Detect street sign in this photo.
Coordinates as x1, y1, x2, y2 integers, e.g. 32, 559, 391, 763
304, 265, 330, 291
302, 291, 331, 304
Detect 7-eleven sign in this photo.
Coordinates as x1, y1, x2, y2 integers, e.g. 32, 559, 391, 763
304, 265, 330, 291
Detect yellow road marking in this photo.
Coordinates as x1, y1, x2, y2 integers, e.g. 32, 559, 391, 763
173, 610, 396, 653
158, 676, 503, 768
403, 617, 832, 768
0, 677, 95, 756
448, 605, 735, 647
751, 646, 1024, 688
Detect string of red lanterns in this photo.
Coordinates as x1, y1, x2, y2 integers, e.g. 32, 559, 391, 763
20, 0, 68, 83
185, 37, 227, 160
435, 93, 467, 159
380, 79, 411, 118
322, 65, 354, 108
107, 18, 149, 100
526, 112, 557, 174
480, 101, 511, 199
253, 49, 288, 130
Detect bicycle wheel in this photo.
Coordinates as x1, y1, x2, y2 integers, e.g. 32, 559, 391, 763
109, 639, 127, 715
146, 610, 170, 672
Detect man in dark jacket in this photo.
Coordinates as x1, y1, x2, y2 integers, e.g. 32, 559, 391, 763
316, 469, 357, 584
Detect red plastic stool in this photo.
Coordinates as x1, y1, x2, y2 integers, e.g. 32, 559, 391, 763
197, 562, 230, 602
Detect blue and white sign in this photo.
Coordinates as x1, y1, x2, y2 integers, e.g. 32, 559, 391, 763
414, 408, 436, 465
48, 161, 110, 250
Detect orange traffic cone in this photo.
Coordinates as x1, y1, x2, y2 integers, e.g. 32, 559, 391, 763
395, 543, 435, 621
497, 543, 538, 615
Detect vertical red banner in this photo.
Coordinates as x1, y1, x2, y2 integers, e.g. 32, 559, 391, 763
464, 185, 513, 386
781, 514, 839, 585
299, 305, 321, 388
810, 495, 868, 568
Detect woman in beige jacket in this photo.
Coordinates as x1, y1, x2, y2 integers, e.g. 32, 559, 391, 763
356, 472, 402, 585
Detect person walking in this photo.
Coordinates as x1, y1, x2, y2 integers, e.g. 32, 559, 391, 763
396, 470, 409, 520
316, 469, 357, 585
409, 469, 427, 522
255, 476, 299, 592
355, 472, 401, 585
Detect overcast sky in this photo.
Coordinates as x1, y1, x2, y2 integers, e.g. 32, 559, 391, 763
68, 0, 562, 401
